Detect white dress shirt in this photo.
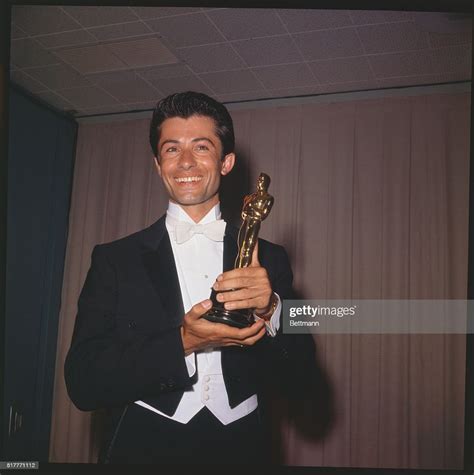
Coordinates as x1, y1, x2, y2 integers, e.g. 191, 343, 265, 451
135, 202, 281, 425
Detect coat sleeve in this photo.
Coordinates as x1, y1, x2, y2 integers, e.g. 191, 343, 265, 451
64, 245, 195, 411
259, 244, 316, 390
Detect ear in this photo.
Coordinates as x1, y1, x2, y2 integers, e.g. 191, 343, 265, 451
220, 153, 235, 176
153, 156, 162, 177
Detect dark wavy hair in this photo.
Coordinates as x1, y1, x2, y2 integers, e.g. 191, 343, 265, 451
149, 91, 235, 160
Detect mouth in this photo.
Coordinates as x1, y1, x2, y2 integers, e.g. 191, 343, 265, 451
174, 176, 203, 183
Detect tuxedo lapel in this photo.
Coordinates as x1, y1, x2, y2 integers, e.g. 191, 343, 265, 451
141, 216, 184, 325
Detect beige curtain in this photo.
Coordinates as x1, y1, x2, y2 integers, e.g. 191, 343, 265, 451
50, 91, 470, 469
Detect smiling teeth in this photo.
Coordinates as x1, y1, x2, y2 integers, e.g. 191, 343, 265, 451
175, 176, 202, 183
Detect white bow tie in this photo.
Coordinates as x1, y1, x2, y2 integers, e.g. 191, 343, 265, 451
173, 220, 226, 244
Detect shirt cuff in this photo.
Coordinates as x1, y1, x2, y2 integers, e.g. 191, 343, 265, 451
254, 293, 281, 338
184, 352, 196, 377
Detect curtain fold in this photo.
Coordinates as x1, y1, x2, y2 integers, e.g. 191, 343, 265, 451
50, 92, 470, 469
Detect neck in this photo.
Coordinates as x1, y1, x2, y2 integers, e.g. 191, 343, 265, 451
176, 198, 219, 223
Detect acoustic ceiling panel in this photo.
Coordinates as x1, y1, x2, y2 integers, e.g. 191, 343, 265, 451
293, 28, 364, 61
106, 37, 179, 68
145, 13, 226, 48
55, 44, 127, 74
309, 56, 374, 84
252, 63, 317, 89
63, 6, 137, 28
177, 43, 245, 73
199, 69, 264, 94
278, 8, 353, 32
232, 36, 303, 67
88, 22, 152, 41
27, 63, 92, 90
11, 39, 60, 69
205, 8, 286, 41
36, 30, 97, 49
357, 22, 430, 54
131, 6, 202, 20
13, 6, 81, 36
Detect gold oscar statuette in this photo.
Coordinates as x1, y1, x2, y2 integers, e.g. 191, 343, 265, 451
203, 173, 274, 328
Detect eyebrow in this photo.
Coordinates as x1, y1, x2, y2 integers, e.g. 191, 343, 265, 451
159, 137, 216, 151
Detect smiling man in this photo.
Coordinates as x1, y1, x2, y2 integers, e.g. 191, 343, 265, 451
64, 91, 314, 465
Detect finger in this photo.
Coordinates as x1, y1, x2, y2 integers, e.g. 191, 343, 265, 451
232, 319, 266, 340
215, 267, 260, 283
186, 299, 212, 319
214, 270, 268, 290
228, 326, 266, 347
216, 287, 261, 303
243, 326, 267, 345
250, 241, 260, 267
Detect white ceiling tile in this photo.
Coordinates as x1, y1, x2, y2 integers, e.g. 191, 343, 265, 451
27, 63, 92, 90
137, 64, 193, 80
232, 36, 302, 67
145, 13, 225, 48
383, 11, 414, 22
12, 6, 82, 36
88, 22, 152, 41
431, 45, 472, 77
87, 71, 160, 103
369, 51, 434, 78
56, 86, 119, 108
277, 8, 352, 33
35, 90, 76, 112
98, 78, 160, 104
206, 8, 286, 41
62, 6, 138, 28
10, 24, 28, 40
177, 44, 245, 73
11, 39, 61, 69
429, 30, 472, 48
107, 37, 179, 68
252, 63, 316, 89
309, 57, 374, 84
146, 75, 213, 97
293, 28, 364, 60
132, 7, 202, 20
10, 70, 48, 93
55, 44, 128, 74
349, 10, 386, 25
349, 10, 413, 26
35, 30, 97, 49
357, 22, 429, 54
199, 70, 264, 94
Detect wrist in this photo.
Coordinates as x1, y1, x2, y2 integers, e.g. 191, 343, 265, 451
254, 292, 278, 321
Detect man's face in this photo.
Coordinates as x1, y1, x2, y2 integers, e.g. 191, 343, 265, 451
154, 115, 235, 221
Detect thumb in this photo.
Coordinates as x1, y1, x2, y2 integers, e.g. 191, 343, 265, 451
187, 299, 212, 319
250, 240, 260, 267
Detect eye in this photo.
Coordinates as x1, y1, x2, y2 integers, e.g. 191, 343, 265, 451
166, 146, 178, 153
195, 144, 209, 152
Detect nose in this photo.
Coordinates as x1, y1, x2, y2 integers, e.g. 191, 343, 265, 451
178, 148, 196, 170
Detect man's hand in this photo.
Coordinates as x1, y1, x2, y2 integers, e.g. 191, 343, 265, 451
181, 299, 267, 355
212, 242, 273, 317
